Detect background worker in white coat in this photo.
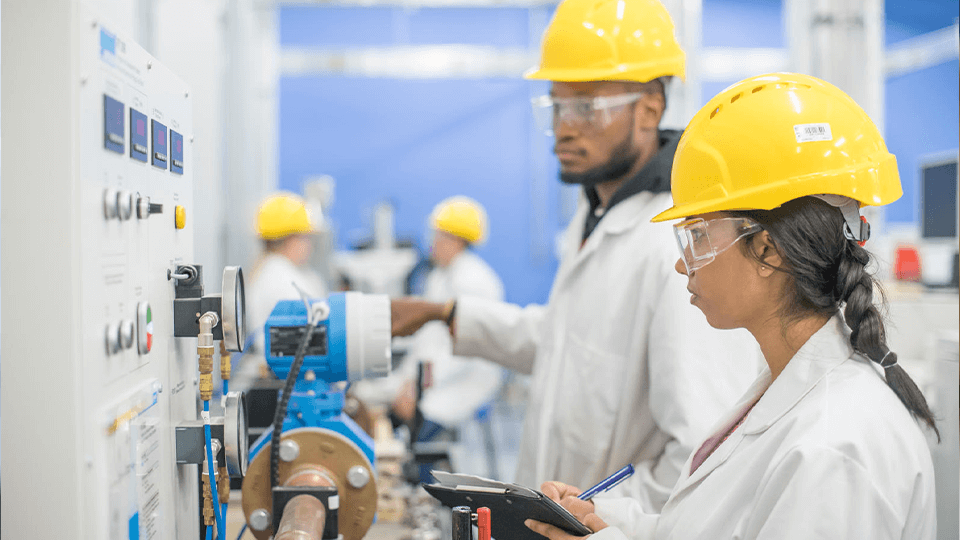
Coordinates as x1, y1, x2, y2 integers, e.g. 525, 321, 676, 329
528, 73, 938, 540
238, 193, 328, 388
391, 0, 760, 511
390, 197, 506, 438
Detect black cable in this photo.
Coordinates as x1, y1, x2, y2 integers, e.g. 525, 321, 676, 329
270, 320, 318, 490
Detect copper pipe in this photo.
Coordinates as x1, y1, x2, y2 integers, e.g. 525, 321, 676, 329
275, 495, 326, 540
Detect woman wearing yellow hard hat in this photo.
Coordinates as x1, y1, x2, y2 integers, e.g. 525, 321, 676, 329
244, 193, 327, 365
527, 73, 937, 539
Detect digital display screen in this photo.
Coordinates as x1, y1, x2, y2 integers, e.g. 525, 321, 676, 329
103, 95, 124, 154
151, 119, 168, 169
922, 161, 959, 239
129, 108, 148, 162
269, 325, 329, 358
170, 130, 184, 175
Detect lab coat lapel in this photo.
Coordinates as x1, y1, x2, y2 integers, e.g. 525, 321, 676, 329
552, 193, 656, 292
740, 316, 854, 436
671, 316, 855, 496
670, 373, 771, 495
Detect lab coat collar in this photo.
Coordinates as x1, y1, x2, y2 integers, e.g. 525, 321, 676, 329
674, 315, 854, 491
741, 315, 854, 435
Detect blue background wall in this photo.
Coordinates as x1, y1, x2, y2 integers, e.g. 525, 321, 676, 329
278, 0, 959, 305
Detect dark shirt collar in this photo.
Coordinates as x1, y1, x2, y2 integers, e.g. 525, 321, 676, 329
582, 129, 682, 242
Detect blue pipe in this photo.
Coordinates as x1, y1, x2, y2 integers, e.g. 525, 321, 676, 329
204, 400, 225, 539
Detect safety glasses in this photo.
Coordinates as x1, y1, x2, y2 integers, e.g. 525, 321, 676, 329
673, 217, 762, 273
530, 92, 645, 136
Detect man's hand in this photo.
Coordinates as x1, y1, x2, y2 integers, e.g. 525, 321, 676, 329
391, 297, 445, 337
541, 482, 595, 522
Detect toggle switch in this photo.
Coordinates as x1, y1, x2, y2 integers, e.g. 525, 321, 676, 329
120, 320, 135, 349
103, 188, 119, 219
105, 322, 121, 355
117, 190, 134, 220
137, 196, 164, 219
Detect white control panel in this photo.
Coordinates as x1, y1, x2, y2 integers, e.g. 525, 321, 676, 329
2, 4, 207, 539
80, 10, 199, 540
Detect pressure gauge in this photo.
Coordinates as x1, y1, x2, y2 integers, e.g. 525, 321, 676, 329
221, 266, 245, 352
224, 391, 249, 477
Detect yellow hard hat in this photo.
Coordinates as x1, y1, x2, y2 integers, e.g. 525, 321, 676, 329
525, 0, 685, 83
652, 72, 902, 223
431, 196, 488, 245
256, 192, 316, 240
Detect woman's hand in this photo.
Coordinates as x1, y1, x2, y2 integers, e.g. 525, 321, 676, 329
540, 482, 595, 522
525, 482, 608, 540
524, 514, 609, 540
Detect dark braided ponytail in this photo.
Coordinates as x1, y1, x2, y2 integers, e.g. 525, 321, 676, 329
733, 197, 940, 441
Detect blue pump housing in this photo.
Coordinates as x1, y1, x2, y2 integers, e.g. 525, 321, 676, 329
251, 292, 375, 467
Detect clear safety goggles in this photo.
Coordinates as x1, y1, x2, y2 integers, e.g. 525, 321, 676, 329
530, 92, 645, 136
674, 217, 763, 273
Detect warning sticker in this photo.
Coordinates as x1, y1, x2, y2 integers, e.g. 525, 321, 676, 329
794, 123, 832, 143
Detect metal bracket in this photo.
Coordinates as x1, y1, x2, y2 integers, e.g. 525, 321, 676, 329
176, 419, 225, 466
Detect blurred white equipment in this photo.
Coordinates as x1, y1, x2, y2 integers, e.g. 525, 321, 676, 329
929, 332, 959, 540
337, 202, 419, 297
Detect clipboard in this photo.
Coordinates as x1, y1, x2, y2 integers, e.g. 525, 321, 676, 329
423, 471, 593, 540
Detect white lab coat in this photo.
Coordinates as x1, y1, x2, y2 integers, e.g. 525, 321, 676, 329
591, 315, 937, 540
246, 253, 328, 351
408, 250, 506, 427
351, 250, 505, 427
454, 191, 762, 511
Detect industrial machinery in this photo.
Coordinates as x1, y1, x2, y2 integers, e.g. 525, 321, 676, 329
3, 7, 248, 540
240, 292, 392, 540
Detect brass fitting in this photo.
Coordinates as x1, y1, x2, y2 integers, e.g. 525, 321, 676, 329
198, 312, 220, 402
219, 341, 231, 381
219, 465, 230, 504
202, 467, 216, 526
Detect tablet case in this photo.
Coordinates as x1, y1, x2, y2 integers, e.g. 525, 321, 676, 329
423, 472, 593, 540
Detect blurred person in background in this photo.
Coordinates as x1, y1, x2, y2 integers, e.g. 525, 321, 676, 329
236, 192, 329, 388
355, 197, 505, 461
391, 0, 760, 511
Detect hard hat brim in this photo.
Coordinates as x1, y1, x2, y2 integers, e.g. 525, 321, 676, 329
523, 59, 686, 83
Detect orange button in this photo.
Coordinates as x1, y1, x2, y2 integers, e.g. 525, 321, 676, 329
175, 205, 186, 229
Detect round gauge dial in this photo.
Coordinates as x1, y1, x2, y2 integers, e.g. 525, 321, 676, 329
224, 391, 249, 477
221, 266, 246, 352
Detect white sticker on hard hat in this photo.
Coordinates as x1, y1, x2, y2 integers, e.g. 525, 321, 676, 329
794, 123, 832, 143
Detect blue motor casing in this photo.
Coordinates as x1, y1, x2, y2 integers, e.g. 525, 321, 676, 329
254, 292, 380, 469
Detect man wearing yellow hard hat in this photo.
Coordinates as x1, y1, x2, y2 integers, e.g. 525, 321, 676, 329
246, 193, 329, 356
392, 0, 759, 511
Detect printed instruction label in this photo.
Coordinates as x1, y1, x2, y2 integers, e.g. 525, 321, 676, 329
105, 382, 162, 540
794, 123, 832, 143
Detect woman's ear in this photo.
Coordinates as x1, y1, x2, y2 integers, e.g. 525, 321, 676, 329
753, 231, 782, 277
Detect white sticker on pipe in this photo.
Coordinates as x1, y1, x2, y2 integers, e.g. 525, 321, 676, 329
794, 123, 832, 143
329, 495, 340, 510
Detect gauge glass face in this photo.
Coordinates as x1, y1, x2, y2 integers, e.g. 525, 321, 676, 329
235, 268, 245, 350
239, 400, 249, 473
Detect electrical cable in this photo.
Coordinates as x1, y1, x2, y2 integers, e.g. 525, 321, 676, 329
236, 523, 248, 540
269, 318, 318, 489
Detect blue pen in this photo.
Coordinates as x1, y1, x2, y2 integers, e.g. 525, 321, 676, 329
577, 464, 635, 501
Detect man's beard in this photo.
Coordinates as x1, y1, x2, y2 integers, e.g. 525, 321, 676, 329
558, 132, 641, 187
